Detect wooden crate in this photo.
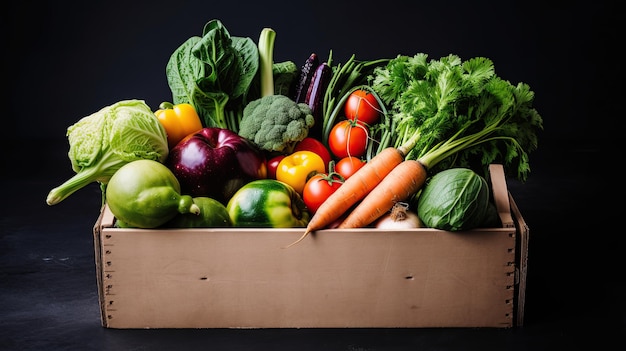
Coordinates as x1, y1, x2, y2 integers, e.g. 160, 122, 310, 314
93, 164, 528, 328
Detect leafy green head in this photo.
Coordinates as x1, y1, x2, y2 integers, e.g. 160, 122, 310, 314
46, 100, 169, 206
417, 168, 491, 231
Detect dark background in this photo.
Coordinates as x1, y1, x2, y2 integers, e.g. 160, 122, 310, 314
4, 0, 618, 145
1, 1, 623, 350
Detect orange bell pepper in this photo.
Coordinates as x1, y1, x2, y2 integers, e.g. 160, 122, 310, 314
155, 102, 203, 149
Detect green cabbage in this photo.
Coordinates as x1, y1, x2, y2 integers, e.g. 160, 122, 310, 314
46, 100, 168, 206
416, 168, 491, 231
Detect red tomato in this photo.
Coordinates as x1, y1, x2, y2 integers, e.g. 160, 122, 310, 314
344, 89, 381, 125
294, 137, 332, 172
266, 155, 285, 179
302, 173, 343, 214
328, 120, 369, 159
335, 156, 366, 180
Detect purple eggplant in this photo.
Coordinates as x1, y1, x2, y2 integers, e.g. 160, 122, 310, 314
305, 62, 332, 139
293, 53, 320, 104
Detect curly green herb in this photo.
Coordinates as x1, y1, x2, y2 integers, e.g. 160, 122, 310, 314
371, 53, 543, 181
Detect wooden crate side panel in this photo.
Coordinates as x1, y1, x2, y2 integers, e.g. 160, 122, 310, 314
92, 205, 108, 328
99, 227, 516, 328
510, 195, 529, 326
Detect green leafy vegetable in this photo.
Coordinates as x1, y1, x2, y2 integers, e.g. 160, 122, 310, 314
273, 60, 298, 97
371, 53, 543, 181
416, 168, 491, 231
166, 19, 259, 132
46, 100, 169, 206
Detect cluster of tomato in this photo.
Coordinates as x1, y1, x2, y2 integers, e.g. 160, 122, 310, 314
265, 89, 382, 215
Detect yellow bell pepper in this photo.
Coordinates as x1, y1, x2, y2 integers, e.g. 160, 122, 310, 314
276, 151, 325, 195
155, 102, 203, 149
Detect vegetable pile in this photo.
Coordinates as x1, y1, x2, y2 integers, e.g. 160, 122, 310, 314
46, 19, 543, 240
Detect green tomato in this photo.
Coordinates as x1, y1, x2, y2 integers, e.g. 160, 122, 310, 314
106, 159, 199, 228
165, 197, 232, 228
226, 179, 310, 228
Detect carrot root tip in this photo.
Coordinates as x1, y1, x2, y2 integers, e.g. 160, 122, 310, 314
282, 230, 311, 249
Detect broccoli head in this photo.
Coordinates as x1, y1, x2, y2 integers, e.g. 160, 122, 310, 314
238, 94, 315, 153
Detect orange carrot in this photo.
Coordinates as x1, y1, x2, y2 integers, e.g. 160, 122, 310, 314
337, 159, 427, 229
284, 147, 405, 248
